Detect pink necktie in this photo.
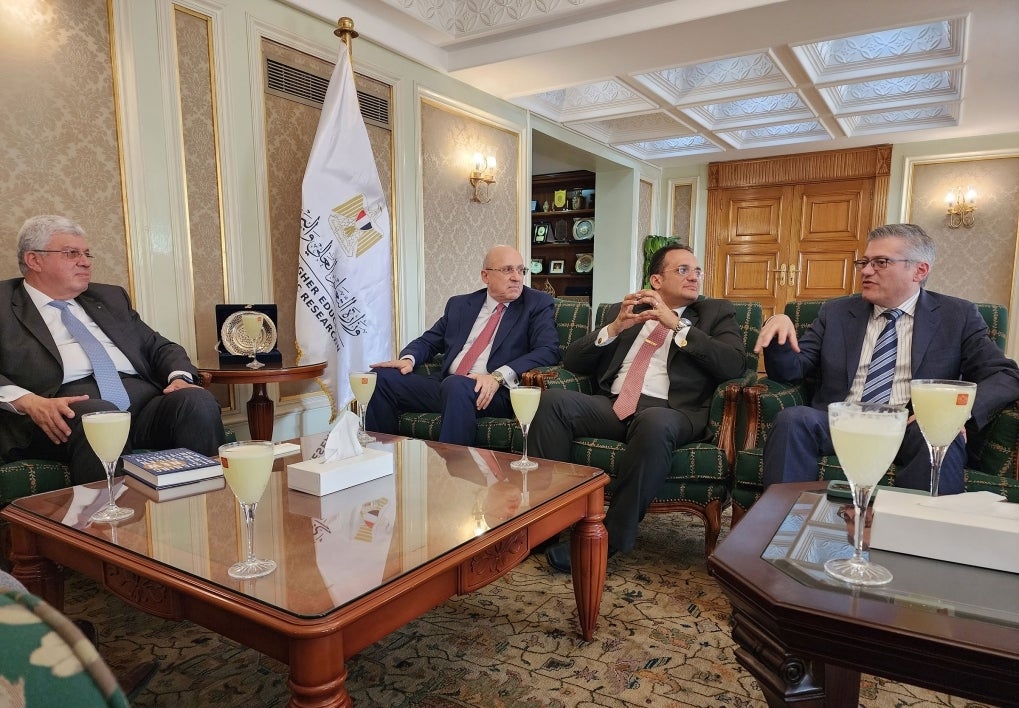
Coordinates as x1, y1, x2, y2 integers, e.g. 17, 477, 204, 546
612, 323, 671, 420
454, 303, 506, 376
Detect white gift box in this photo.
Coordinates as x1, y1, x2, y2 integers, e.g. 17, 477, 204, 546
287, 448, 394, 497
869, 488, 1019, 573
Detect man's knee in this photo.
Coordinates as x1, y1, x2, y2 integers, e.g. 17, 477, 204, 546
628, 407, 694, 447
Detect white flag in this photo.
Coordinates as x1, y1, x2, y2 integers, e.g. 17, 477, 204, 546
296, 46, 393, 421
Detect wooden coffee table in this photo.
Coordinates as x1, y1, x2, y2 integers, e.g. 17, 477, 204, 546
2, 434, 608, 707
708, 482, 1019, 707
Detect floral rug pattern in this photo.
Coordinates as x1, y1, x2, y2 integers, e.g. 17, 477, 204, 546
62, 511, 989, 707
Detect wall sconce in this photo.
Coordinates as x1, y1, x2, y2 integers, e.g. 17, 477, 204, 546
944, 186, 976, 229
469, 153, 496, 203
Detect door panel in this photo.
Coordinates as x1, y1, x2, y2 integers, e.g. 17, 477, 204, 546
709, 187, 786, 318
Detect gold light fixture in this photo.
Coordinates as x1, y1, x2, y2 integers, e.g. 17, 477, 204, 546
469, 152, 496, 203
944, 186, 976, 229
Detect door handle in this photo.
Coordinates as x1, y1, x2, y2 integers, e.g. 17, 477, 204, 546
788, 264, 799, 288
766, 263, 786, 287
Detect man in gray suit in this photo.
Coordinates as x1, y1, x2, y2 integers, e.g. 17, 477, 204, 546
756, 223, 1019, 493
0, 215, 225, 484
530, 244, 746, 572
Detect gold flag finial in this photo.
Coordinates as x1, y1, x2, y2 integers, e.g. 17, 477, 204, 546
334, 17, 358, 59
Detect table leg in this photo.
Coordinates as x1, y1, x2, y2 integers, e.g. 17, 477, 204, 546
288, 633, 350, 707
247, 382, 275, 441
7, 526, 64, 608
731, 606, 861, 707
570, 491, 607, 641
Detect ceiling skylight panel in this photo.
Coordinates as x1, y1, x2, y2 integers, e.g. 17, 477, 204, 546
717, 120, 831, 149
792, 19, 965, 84
632, 52, 793, 106
616, 135, 723, 160
682, 92, 814, 130
837, 105, 959, 136
819, 71, 960, 114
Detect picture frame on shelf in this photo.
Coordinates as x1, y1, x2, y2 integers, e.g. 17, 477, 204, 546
532, 222, 551, 243
549, 260, 565, 274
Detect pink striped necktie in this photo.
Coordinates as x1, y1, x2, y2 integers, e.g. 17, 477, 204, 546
612, 323, 671, 420
455, 303, 506, 376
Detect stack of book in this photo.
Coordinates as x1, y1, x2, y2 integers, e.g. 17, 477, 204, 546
122, 448, 225, 501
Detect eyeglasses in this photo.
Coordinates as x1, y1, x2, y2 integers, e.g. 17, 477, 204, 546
33, 249, 94, 261
663, 265, 704, 279
485, 266, 527, 275
852, 257, 912, 271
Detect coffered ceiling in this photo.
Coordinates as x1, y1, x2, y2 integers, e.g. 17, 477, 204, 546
286, 0, 1019, 166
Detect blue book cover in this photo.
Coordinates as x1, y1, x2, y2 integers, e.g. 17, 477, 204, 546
121, 448, 222, 487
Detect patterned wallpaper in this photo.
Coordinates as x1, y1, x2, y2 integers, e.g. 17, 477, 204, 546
671, 183, 693, 245
0, 0, 127, 286
261, 40, 394, 399
419, 100, 519, 326
908, 157, 1019, 307
175, 8, 229, 406
638, 179, 653, 244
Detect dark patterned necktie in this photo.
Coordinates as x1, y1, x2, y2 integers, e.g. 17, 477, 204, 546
49, 300, 131, 411
860, 308, 903, 404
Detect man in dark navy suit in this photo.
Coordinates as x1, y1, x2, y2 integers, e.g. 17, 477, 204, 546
366, 245, 559, 446
756, 223, 1019, 493
0, 215, 225, 484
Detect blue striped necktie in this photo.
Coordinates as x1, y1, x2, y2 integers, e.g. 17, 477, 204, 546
48, 300, 131, 411
860, 308, 904, 404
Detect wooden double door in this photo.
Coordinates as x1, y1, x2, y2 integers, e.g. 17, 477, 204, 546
705, 145, 891, 321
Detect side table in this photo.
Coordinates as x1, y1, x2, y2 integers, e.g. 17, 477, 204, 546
198, 359, 326, 440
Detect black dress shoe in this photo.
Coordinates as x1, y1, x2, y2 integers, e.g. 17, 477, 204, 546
545, 541, 572, 573
72, 619, 98, 647
545, 541, 617, 574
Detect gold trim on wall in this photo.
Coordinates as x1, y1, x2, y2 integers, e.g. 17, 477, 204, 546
107, 0, 134, 302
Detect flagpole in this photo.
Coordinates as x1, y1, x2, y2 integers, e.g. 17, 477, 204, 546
334, 16, 358, 60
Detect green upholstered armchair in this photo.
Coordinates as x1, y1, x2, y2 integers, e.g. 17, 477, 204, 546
565, 300, 763, 556
0, 582, 130, 707
731, 300, 1018, 526
396, 298, 592, 451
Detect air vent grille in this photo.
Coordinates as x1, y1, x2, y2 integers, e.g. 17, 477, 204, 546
265, 57, 390, 129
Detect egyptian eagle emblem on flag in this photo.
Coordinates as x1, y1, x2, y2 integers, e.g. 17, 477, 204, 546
328, 194, 384, 258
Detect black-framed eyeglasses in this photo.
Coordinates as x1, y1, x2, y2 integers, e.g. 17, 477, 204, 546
32, 249, 94, 261
853, 257, 912, 271
485, 266, 527, 275
664, 265, 704, 279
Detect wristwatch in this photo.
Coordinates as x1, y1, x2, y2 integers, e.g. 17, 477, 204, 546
168, 373, 194, 385
490, 371, 506, 386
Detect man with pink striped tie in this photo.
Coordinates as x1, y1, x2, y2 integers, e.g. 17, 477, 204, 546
530, 244, 746, 572
366, 245, 559, 446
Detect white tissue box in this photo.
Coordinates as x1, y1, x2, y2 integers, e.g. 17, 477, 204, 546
286, 448, 394, 496
869, 489, 1019, 573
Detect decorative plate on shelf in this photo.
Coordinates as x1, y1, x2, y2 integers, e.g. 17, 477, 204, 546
572, 218, 595, 241
575, 253, 594, 273
220, 311, 278, 356
530, 258, 543, 274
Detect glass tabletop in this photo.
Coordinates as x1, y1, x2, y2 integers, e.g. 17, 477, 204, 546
763, 491, 1019, 628
10, 434, 602, 619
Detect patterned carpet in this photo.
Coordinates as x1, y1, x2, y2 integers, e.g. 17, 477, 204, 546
62, 510, 987, 707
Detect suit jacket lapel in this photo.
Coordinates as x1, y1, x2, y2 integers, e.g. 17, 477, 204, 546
843, 298, 870, 391
76, 292, 148, 379
446, 290, 487, 369
490, 294, 523, 354
910, 290, 939, 375
12, 284, 62, 366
